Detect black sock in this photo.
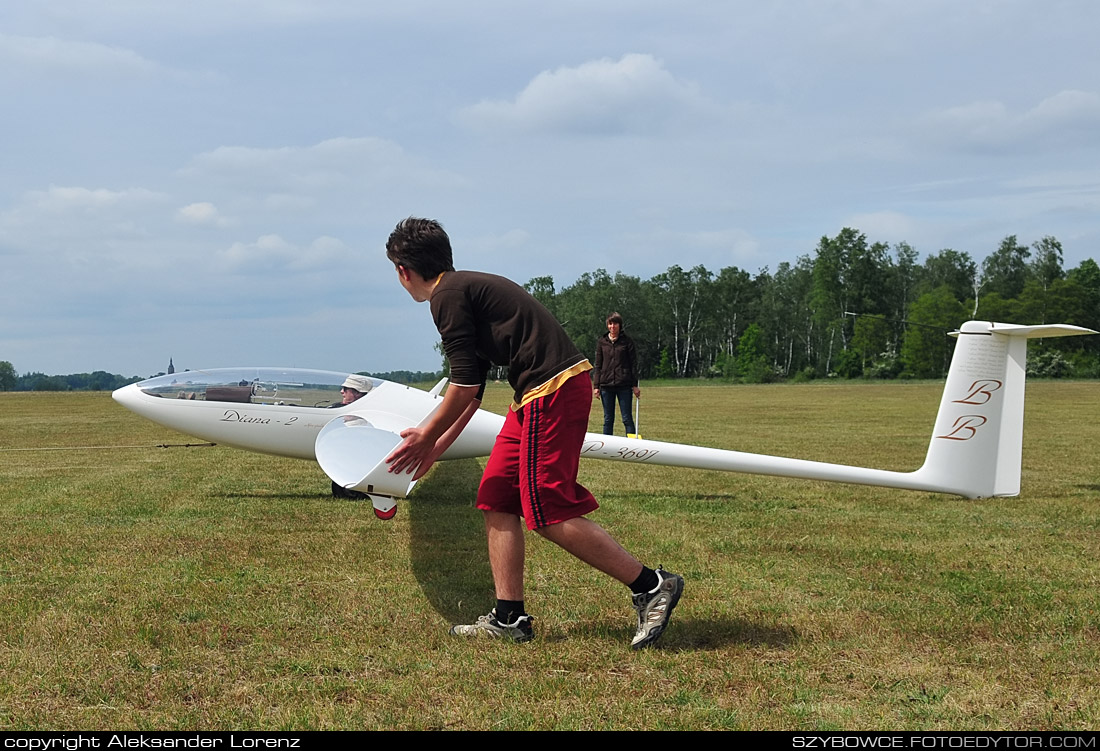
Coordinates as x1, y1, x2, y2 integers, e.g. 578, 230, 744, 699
495, 599, 526, 624
629, 566, 659, 595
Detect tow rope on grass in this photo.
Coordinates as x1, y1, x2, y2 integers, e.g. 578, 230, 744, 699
0, 442, 217, 452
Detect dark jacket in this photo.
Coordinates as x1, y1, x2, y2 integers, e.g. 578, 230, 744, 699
592, 333, 638, 388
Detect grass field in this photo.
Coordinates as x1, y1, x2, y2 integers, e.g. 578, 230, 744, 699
0, 381, 1098, 730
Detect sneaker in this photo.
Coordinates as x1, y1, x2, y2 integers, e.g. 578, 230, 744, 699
450, 609, 534, 643
631, 568, 684, 649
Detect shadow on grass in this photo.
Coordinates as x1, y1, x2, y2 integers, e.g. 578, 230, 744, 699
223, 492, 324, 501
406, 458, 494, 623
564, 616, 799, 651
672, 617, 799, 650
395, 461, 797, 652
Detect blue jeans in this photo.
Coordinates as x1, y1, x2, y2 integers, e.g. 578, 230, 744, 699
600, 386, 636, 435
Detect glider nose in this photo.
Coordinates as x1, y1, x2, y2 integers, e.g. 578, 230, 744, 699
112, 382, 143, 411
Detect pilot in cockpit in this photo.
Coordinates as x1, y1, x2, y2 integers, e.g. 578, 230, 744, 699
339, 374, 372, 405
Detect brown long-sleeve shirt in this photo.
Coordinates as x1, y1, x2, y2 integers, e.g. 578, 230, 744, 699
430, 271, 588, 403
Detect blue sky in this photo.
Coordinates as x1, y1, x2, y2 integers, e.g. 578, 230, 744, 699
2, 1, 1098, 378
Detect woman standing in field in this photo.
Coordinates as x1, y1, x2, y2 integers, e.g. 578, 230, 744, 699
592, 312, 641, 436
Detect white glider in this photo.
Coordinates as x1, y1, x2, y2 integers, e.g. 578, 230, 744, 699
112, 320, 1095, 518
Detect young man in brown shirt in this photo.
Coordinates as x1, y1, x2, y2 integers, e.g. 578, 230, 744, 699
383, 217, 683, 649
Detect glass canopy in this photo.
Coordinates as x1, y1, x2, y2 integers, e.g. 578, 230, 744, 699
134, 368, 378, 408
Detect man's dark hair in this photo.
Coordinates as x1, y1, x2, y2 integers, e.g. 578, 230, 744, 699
606, 312, 624, 326
386, 217, 455, 279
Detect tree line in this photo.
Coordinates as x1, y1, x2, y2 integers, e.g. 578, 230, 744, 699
5, 228, 1098, 391
0, 363, 144, 392
523, 229, 1100, 382
0, 362, 446, 392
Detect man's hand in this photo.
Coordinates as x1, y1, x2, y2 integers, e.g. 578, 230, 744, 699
384, 383, 481, 481
632, 386, 641, 398
385, 426, 436, 477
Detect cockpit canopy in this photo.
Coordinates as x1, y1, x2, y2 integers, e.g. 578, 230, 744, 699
135, 368, 378, 408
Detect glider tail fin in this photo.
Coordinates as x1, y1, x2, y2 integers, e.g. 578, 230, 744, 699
915, 320, 1095, 498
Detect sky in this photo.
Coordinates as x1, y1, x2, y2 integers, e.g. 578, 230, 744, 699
2, 0, 1098, 378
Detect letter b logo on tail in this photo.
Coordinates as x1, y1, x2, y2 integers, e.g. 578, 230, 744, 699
954, 379, 1002, 405
938, 415, 988, 441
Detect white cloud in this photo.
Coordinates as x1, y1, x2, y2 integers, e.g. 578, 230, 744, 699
0, 33, 161, 78
215, 233, 349, 273
218, 234, 295, 271
180, 136, 465, 196
292, 235, 349, 271
0, 186, 167, 246
186, 137, 394, 186
457, 53, 710, 135
1, 1, 404, 36
920, 90, 1100, 152
176, 201, 231, 227
1020, 90, 1100, 140
27, 185, 163, 212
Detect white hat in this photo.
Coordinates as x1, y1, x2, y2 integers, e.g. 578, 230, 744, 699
341, 374, 372, 393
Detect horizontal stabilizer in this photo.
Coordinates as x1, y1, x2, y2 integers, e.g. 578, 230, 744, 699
968, 323, 1096, 339
315, 416, 418, 499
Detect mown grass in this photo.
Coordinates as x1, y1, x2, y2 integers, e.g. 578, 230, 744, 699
0, 381, 1097, 730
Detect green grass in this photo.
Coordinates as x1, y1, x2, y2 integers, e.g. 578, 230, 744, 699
0, 382, 1098, 730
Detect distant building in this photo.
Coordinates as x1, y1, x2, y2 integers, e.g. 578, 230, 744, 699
168, 358, 175, 375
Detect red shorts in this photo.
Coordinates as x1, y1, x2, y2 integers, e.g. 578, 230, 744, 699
476, 372, 598, 529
